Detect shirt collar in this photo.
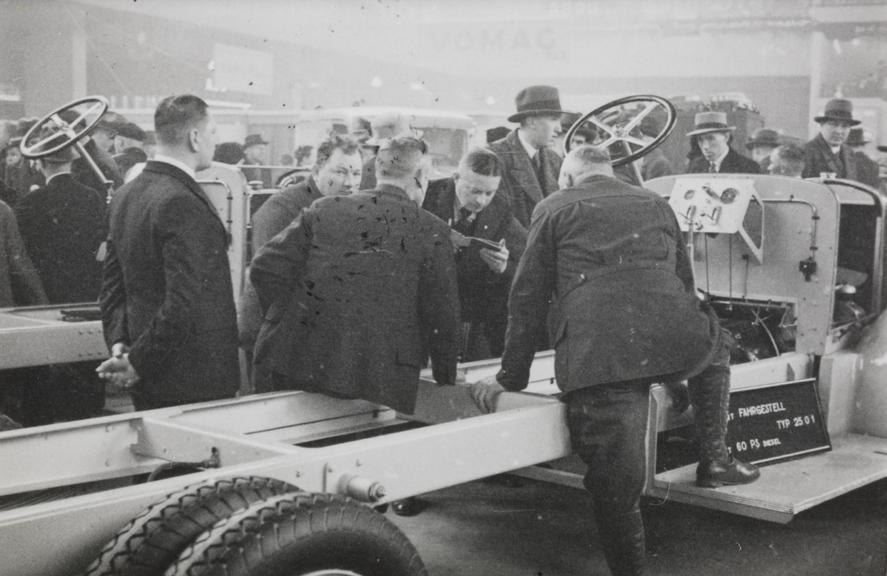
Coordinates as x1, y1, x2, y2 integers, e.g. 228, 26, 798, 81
516, 128, 539, 159
711, 148, 729, 171
152, 154, 196, 180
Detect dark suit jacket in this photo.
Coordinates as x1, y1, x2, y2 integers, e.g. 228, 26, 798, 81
853, 152, 880, 189
238, 177, 323, 351
497, 175, 721, 393
489, 130, 562, 227
16, 174, 105, 304
250, 184, 460, 413
687, 148, 761, 174
100, 161, 239, 405
422, 177, 527, 324
0, 200, 46, 307
802, 134, 859, 182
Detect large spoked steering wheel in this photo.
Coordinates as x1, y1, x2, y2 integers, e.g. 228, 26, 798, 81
563, 95, 676, 168
20, 96, 109, 159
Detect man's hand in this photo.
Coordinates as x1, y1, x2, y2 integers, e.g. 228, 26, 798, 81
97, 346, 139, 392
469, 375, 506, 414
479, 239, 508, 274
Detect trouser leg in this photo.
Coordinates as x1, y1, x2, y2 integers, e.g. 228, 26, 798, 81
688, 329, 732, 464
565, 381, 650, 576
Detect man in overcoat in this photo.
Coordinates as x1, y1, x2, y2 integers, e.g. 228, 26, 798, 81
685, 111, 760, 174
472, 145, 759, 576
250, 136, 460, 414
238, 134, 363, 390
489, 85, 568, 227
16, 144, 105, 304
802, 98, 861, 182
422, 147, 526, 360
98, 95, 240, 410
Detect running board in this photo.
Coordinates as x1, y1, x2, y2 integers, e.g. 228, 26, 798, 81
648, 434, 887, 523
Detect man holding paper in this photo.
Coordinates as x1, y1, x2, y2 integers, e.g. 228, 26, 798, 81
423, 147, 526, 360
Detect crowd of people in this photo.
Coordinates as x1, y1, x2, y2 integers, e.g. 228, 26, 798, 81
0, 85, 885, 574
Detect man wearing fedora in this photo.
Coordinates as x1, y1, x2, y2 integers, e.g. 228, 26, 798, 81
802, 98, 861, 182
846, 127, 880, 189
746, 127, 781, 171
686, 111, 760, 175
242, 133, 272, 188
489, 85, 568, 228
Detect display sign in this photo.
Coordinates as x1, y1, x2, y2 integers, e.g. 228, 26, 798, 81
725, 378, 831, 465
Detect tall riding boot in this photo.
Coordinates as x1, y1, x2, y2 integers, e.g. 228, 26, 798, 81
595, 507, 647, 576
689, 364, 760, 487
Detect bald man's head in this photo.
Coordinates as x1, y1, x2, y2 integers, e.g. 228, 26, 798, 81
558, 145, 613, 189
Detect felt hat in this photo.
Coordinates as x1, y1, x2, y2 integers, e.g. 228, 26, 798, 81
746, 128, 780, 150
686, 111, 735, 137
846, 127, 872, 147
508, 85, 568, 123
243, 133, 269, 148
814, 98, 860, 126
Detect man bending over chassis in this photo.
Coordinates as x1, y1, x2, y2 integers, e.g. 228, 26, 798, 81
471, 144, 760, 576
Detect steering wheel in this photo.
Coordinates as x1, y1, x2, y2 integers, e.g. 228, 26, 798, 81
563, 95, 675, 167
19, 96, 109, 159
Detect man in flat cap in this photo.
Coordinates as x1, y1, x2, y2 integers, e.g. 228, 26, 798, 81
241, 133, 272, 188
685, 111, 760, 175
802, 98, 862, 182
489, 85, 569, 227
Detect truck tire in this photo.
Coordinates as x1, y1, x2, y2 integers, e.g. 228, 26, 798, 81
170, 492, 427, 576
84, 476, 298, 576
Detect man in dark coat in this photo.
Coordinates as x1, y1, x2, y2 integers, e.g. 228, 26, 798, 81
422, 147, 526, 360
846, 127, 881, 189
802, 98, 861, 182
98, 95, 239, 410
14, 144, 107, 424
250, 136, 459, 414
0, 199, 46, 307
238, 134, 363, 390
471, 145, 759, 576
489, 85, 567, 227
686, 111, 761, 174
16, 145, 106, 304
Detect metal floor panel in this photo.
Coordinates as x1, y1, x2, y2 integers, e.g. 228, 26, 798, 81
649, 433, 887, 523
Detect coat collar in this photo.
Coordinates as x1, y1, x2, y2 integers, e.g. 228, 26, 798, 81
144, 160, 219, 218
502, 130, 545, 204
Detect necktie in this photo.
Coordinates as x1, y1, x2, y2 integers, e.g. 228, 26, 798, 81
708, 160, 717, 173
454, 207, 475, 235
534, 149, 547, 189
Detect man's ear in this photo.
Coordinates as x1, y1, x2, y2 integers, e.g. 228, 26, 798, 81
188, 128, 200, 153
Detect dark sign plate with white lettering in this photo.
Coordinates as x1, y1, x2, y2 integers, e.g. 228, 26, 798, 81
725, 378, 831, 465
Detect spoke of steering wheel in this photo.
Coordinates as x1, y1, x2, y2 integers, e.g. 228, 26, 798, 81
621, 101, 659, 135
621, 135, 648, 148
588, 116, 615, 136
28, 117, 74, 150
68, 101, 105, 131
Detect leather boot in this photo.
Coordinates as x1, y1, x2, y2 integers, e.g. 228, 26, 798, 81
689, 365, 760, 488
596, 508, 647, 576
